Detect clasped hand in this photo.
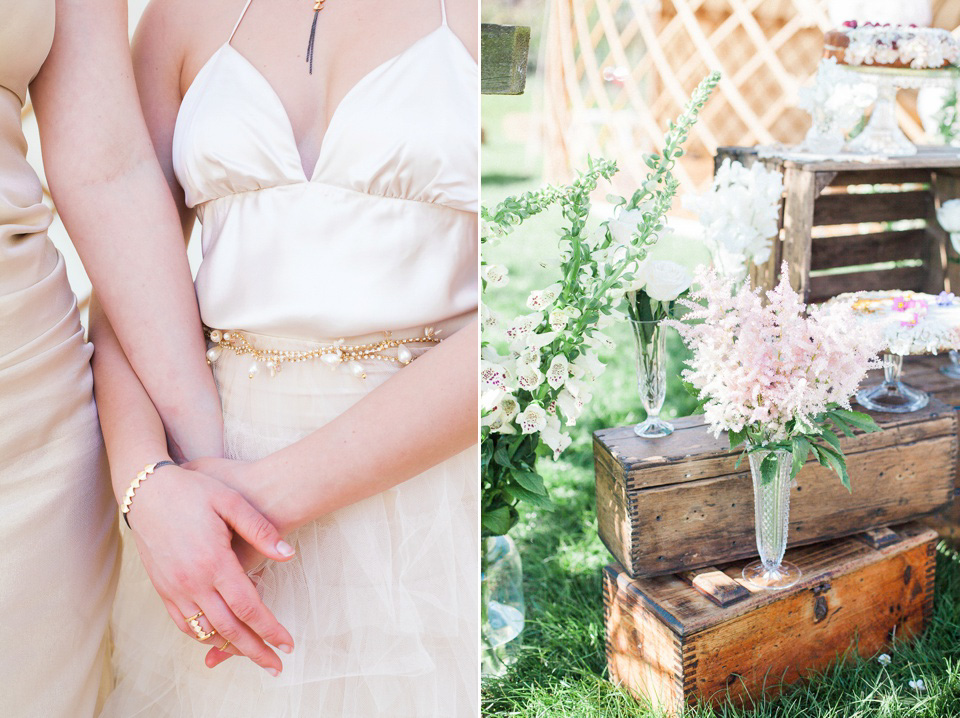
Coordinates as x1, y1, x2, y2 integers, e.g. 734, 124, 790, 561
126, 462, 293, 674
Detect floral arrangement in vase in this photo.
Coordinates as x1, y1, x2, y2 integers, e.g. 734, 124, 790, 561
667, 265, 884, 590
683, 158, 783, 281
480, 71, 720, 538
477, 71, 719, 675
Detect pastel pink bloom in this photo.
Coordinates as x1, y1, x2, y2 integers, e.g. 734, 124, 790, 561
892, 295, 911, 312
666, 265, 883, 443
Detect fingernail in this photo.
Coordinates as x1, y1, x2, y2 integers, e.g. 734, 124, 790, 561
276, 541, 295, 557
278, 644, 293, 654
267, 667, 279, 677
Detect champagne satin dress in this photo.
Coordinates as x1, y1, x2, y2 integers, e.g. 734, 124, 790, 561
0, 3, 119, 716
102, 0, 478, 715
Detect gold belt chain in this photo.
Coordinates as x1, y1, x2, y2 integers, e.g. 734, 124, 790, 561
204, 327, 442, 379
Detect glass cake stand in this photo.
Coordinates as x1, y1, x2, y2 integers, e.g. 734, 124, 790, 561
839, 65, 960, 156
857, 353, 929, 413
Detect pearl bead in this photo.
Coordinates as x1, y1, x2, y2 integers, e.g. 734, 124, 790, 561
209, 330, 222, 343
266, 360, 276, 377
248, 362, 259, 379
397, 346, 413, 364
348, 360, 366, 379
222, 331, 233, 342
321, 352, 342, 367
206, 346, 222, 363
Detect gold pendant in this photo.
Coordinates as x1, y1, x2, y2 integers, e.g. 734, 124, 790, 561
313, 0, 325, 10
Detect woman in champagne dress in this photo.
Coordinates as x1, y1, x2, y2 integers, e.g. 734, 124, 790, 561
98, 0, 479, 715
0, 1, 236, 716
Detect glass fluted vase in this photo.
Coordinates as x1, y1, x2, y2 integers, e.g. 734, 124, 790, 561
630, 319, 673, 438
856, 352, 929, 413
942, 349, 960, 380
481, 535, 524, 676
742, 448, 801, 590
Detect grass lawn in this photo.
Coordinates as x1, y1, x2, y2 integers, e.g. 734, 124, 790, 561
481, 85, 960, 717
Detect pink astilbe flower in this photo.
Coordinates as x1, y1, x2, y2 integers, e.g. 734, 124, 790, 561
667, 265, 883, 443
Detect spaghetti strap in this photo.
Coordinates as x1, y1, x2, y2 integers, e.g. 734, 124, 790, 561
228, 0, 255, 43
439, 0, 447, 25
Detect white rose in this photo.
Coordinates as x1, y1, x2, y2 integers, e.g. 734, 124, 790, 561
517, 403, 548, 434
606, 206, 650, 247
638, 259, 693, 301
938, 199, 960, 233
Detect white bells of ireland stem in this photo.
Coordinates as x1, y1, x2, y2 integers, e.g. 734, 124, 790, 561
937, 199, 960, 254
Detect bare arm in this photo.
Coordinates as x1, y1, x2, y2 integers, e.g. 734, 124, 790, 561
89, 295, 297, 674
193, 318, 479, 535
29, 0, 219, 459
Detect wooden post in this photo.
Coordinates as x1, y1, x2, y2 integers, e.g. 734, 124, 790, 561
781, 166, 816, 301
481, 24, 531, 95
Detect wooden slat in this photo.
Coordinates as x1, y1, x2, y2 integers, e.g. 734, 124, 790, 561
783, 147, 960, 172
679, 567, 750, 607
480, 24, 531, 95
829, 168, 933, 187
812, 190, 933, 226
809, 229, 927, 271
806, 265, 927, 304
594, 398, 954, 490
858, 526, 901, 549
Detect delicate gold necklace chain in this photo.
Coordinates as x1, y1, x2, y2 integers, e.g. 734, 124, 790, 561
205, 327, 442, 379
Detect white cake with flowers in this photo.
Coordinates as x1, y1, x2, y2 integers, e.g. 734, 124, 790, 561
824, 21, 960, 69
821, 290, 960, 355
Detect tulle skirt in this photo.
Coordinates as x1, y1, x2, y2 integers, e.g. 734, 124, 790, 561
102, 326, 478, 717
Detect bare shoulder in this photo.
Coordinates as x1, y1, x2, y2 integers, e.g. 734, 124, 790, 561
134, 0, 242, 97
444, 0, 478, 61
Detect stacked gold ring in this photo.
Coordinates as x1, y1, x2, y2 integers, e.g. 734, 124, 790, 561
185, 611, 217, 642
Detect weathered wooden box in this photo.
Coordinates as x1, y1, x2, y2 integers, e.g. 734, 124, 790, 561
715, 146, 960, 303
604, 524, 937, 714
594, 399, 957, 578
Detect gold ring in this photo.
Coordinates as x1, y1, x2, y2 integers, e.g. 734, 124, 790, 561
185, 610, 217, 642
219, 640, 231, 652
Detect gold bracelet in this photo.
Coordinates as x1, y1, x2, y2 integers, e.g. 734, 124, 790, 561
121, 461, 176, 529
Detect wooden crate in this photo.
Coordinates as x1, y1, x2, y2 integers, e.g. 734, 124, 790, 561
715, 146, 960, 303
594, 398, 957, 578
604, 523, 937, 714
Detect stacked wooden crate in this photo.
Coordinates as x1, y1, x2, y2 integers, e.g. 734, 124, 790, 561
595, 407, 952, 711
596, 149, 960, 712
714, 146, 960, 302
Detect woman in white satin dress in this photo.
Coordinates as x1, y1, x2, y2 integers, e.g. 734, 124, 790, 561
97, 0, 479, 715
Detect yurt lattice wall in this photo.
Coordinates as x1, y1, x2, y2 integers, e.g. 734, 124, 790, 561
542, 0, 955, 194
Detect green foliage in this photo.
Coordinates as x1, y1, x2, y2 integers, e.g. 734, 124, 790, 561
482, 453, 960, 717
723, 404, 883, 490
480, 71, 721, 538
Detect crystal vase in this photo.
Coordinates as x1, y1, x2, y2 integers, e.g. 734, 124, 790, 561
856, 352, 929, 413
630, 319, 673, 438
481, 534, 524, 676
742, 448, 801, 590
941, 349, 960, 380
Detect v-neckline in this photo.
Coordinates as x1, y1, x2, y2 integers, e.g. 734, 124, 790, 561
208, 24, 466, 181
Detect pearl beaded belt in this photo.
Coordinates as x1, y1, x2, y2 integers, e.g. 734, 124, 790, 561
204, 326, 442, 379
